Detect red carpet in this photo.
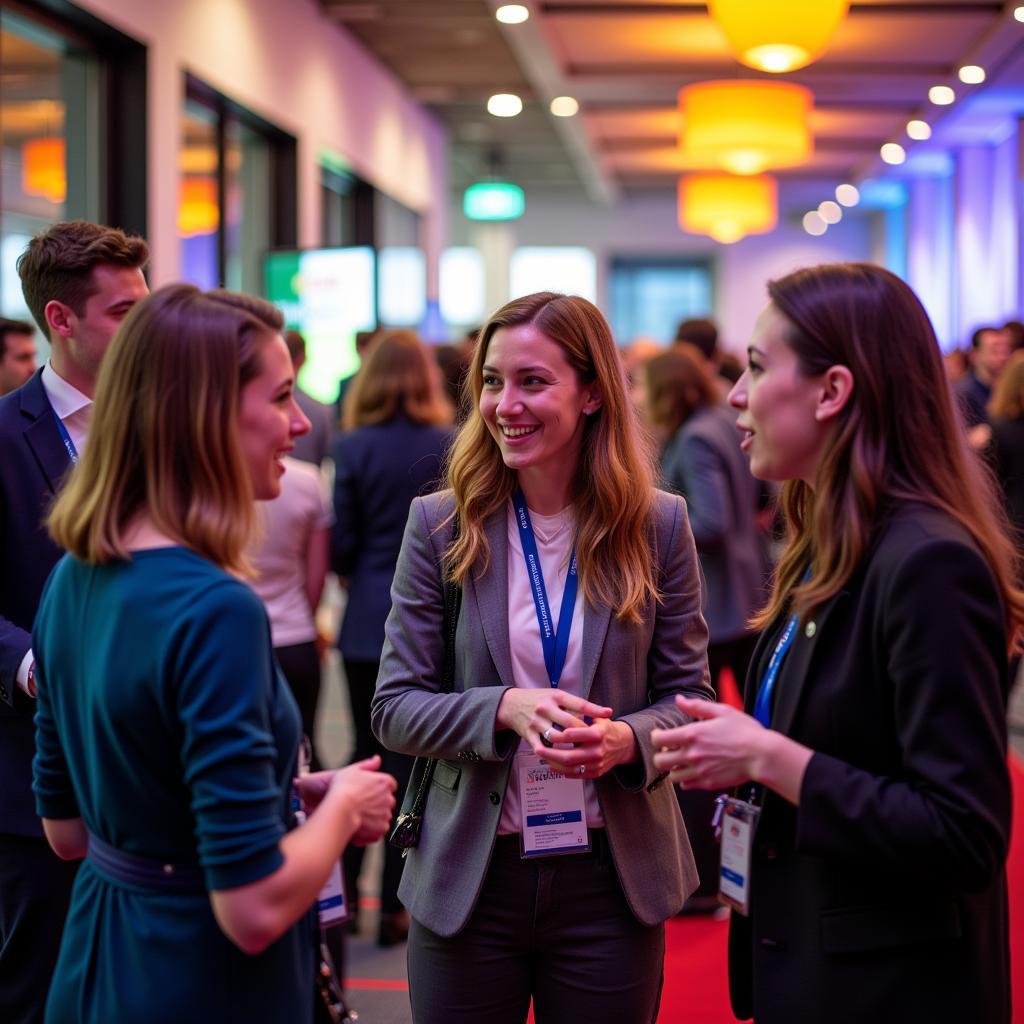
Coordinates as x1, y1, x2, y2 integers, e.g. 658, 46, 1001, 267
654, 752, 1024, 1022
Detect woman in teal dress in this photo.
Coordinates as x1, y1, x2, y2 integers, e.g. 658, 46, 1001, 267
32, 285, 397, 1023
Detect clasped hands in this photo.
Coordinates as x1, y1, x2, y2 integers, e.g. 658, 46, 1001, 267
496, 688, 638, 779
295, 755, 397, 846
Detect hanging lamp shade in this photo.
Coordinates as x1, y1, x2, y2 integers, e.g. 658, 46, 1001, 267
678, 173, 777, 244
680, 80, 812, 175
22, 138, 66, 204
709, 0, 849, 74
178, 178, 220, 237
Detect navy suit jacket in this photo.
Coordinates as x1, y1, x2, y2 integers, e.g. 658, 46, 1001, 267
331, 415, 450, 662
0, 369, 74, 835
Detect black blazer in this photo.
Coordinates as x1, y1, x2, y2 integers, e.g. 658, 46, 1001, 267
729, 503, 1011, 1024
0, 370, 73, 835
331, 415, 450, 662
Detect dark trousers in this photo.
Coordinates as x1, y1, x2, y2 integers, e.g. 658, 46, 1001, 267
275, 641, 323, 771
0, 832, 78, 1024
407, 832, 664, 1024
341, 658, 414, 914
678, 632, 760, 899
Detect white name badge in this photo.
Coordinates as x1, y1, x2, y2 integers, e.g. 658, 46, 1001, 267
317, 859, 348, 927
517, 750, 591, 858
718, 798, 761, 917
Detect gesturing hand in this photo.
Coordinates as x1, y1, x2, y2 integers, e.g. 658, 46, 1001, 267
306, 756, 398, 846
537, 717, 638, 779
651, 696, 767, 790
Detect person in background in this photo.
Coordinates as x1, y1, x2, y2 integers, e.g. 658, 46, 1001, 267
372, 292, 711, 1024
1002, 319, 1024, 353
284, 328, 335, 467
644, 344, 767, 912
0, 316, 37, 395
955, 324, 1011, 433
332, 328, 452, 946
943, 347, 969, 383
987, 349, 1024, 545
653, 263, 1019, 1023
0, 220, 149, 1024
334, 328, 377, 419
434, 342, 472, 421
675, 316, 731, 396
248, 454, 334, 771
33, 284, 396, 1024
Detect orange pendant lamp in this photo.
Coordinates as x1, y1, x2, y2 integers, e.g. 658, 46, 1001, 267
678, 173, 777, 244
178, 178, 220, 237
680, 80, 812, 175
709, 0, 850, 74
22, 138, 66, 204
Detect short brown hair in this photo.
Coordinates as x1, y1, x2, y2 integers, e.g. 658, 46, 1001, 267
47, 284, 280, 573
17, 220, 149, 335
0, 317, 34, 358
342, 329, 451, 430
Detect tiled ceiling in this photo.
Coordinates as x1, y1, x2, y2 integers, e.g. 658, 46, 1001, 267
320, 1, 1024, 202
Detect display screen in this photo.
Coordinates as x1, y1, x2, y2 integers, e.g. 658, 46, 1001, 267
378, 246, 426, 327
264, 247, 376, 403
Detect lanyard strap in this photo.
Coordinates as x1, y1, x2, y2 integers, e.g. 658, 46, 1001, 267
512, 489, 578, 688
52, 411, 78, 463
752, 613, 798, 728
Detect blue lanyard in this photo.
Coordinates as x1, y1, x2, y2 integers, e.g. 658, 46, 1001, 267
512, 489, 578, 688
752, 613, 799, 727
52, 412, 78, 463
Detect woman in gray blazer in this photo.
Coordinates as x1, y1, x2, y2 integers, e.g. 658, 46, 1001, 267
372, 292, 712, 1024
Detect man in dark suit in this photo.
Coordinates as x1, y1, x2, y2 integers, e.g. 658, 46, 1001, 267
0, 221, 148, 1023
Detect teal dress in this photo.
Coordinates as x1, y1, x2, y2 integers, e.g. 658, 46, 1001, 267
32, 548, 315, 1024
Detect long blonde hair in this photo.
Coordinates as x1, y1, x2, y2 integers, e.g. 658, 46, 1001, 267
752, 263, 1024, 651
47, 285, 281, 573
445, 292, 658, 624
341, 328, 451, 429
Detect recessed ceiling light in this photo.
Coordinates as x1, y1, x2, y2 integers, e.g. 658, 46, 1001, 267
906, 120, 932, 140
928, 85, 956, 106
835, 183, 859, 207
818, 200, 842, 224
487, 93, 523, 117
958, 65, 985, 85
881, 142, 906, 165
496, 4, 529, 24
803, 211, 827, 236
1016, 6, 1024, 22
550, 96, 579, 117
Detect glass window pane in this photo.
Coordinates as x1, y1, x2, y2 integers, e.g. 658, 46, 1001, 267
179, 100, 219, 290
225, 120, 270, 294
609, 260, 713, 346
509, 247, 597, 303
440, 247, 486, 328
379, 246, 426, 327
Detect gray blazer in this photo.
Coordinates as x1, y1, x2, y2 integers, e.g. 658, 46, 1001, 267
372, 488, 712, 937
660, 403, 768, 643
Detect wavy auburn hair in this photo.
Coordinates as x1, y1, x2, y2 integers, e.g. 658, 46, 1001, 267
341, 328, 452, 430
47, 284, 282, 573
445, 292, 658, 624
755, 263, 1024, 650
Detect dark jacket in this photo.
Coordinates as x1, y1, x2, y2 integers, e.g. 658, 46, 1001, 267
729, 503, 1011, 1023
0, 370, 73, 835
331, 415, 450, 661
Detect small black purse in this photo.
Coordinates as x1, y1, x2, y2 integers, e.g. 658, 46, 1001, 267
388, 517, 462, 855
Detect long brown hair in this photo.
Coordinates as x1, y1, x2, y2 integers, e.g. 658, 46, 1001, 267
341, 328, 451, 429
754, 263, 1024, 650
445, 292, 658, 624
645, 344, 720, 436
47, 284, 281, 572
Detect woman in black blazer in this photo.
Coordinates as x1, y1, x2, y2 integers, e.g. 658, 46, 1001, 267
653, 263, 1023, 1023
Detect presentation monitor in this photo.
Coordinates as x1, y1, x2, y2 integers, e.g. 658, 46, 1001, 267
264, 246, 376, 404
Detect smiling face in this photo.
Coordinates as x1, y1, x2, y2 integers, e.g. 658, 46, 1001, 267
237, 332, 311, 500
729, 303, 832, 485
479, 322, 602, 504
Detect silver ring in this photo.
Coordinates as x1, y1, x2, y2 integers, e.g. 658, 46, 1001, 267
577, 765, 586, 776
542, 727, 552, 744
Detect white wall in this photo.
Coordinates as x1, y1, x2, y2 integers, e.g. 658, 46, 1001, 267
73, 0, 448, 289
452, 191, 872, 353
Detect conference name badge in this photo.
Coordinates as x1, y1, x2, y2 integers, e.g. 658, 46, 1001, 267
517, 751, 591, 858
717, 797, 761, 916
317, 859, 348, 927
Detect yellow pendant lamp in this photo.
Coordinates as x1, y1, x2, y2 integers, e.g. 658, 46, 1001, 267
678, 173, 777, 244
178, 178, 220, 237
709, 0, 850, 74
22, 138, 66, 204
680, 80, 812, 175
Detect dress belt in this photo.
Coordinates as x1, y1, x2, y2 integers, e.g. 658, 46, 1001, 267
87, 832, 207, 895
